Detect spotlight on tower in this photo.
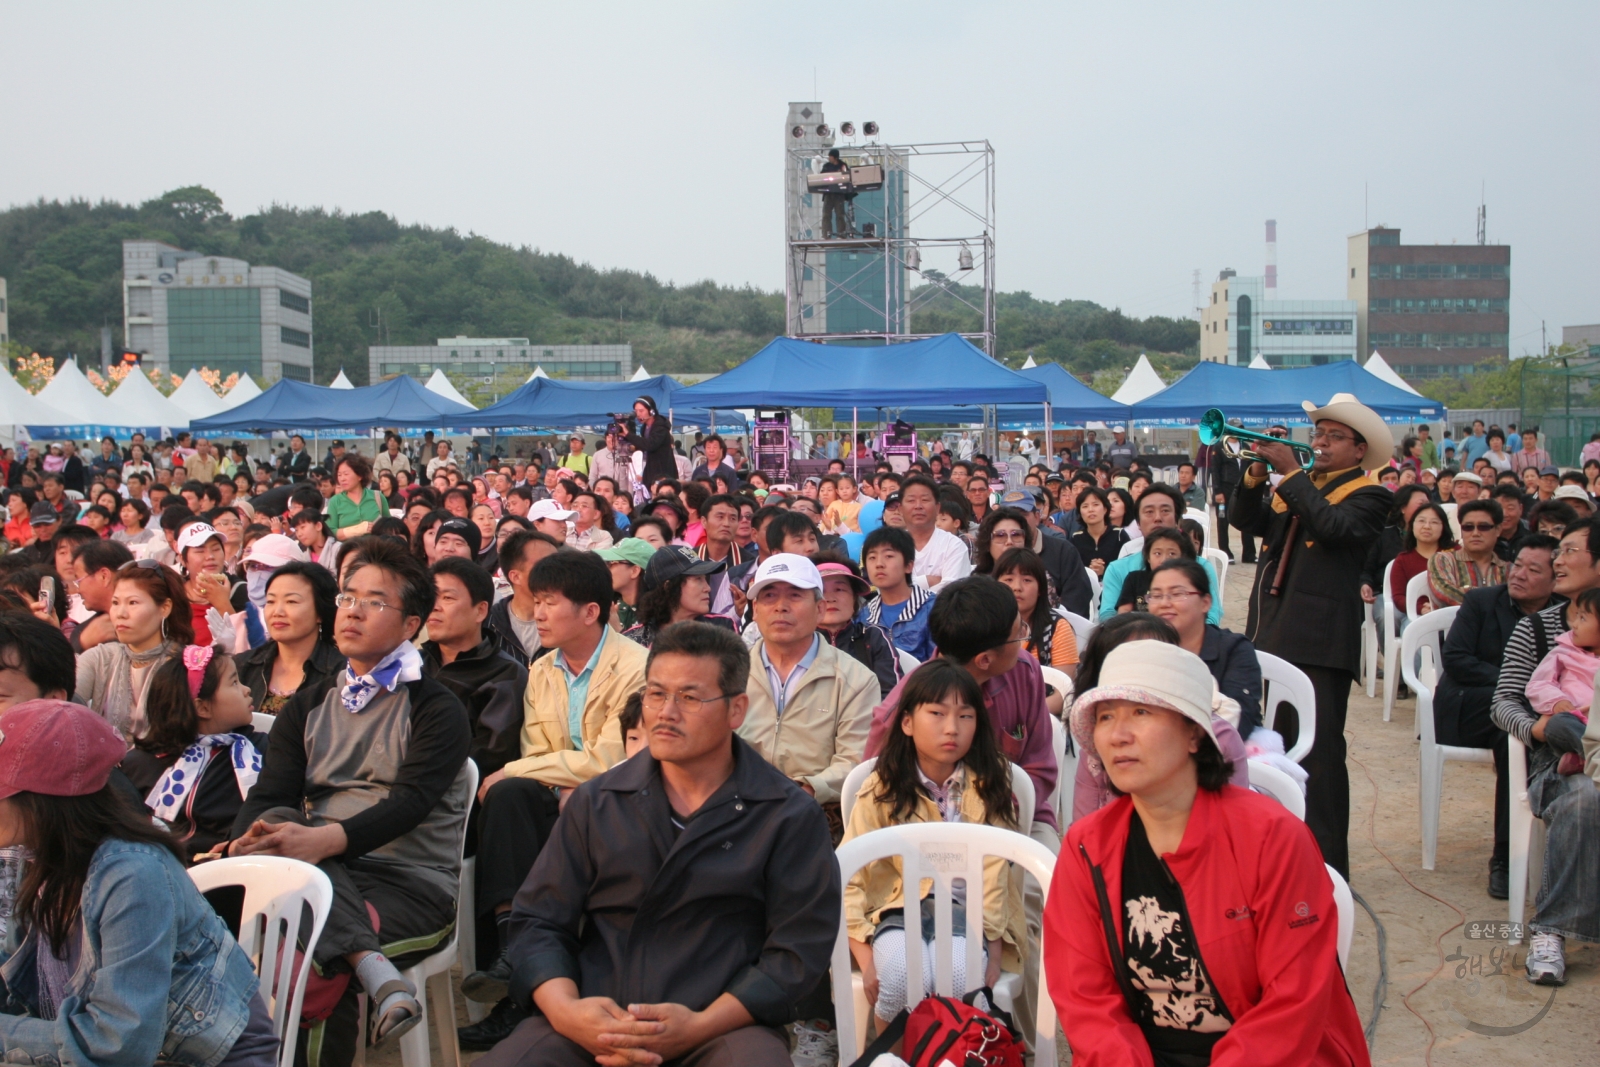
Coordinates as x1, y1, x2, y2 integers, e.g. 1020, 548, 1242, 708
905, 246, 922, 271
958, 243, 974, 271
863, 121, 879, 136
840, 121, 855, 136
791, 125, 804, 139
815, 124, 831, 137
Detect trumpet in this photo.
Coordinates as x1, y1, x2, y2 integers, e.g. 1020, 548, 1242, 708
1199, 408, 1315, 471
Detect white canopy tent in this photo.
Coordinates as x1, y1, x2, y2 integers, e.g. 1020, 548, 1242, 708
329, 370, 356, 389
1248, 354, 1272, 370
629, 365, 652, 381
221, 375, 263, 409
1364, 350, 1421, 396
0, 365, 77, 438
424, 369, 476, 409
108, 369, 191, 432
168, 369, 232, 420
1020, 353, 1038, 369
35, 361, 128, 430
1110, 354, 1168, 404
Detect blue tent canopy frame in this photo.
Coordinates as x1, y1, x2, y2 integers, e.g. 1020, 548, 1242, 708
832, 361, 1128, 426
190, 376, 476, 435
1127, 360, 1445, 426
440, 375, 743, 432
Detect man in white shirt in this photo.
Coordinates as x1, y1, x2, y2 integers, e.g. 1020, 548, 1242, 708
898, 474, 972, 590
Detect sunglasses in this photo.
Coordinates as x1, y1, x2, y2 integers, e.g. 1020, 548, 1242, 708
1459, 522, 1498, 533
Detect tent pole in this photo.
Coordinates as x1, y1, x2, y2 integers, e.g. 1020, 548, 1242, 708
852, 408, 859, 481
1044, 403, 1053, 467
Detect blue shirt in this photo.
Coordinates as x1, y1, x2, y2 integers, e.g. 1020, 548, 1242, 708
760, 633, 821, 718
556, 625, 609, 748
1098, 552, 1224, 625
1460, 432, 1490, 466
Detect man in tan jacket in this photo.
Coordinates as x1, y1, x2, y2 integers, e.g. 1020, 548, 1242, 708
461, 549, 647, 1044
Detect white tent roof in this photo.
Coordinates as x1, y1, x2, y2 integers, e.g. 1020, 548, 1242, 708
1110, 354, 1168, 404
168, 369, 232, 420
1020, 353, 1037, 369
108, 367, 191, 431
221, 375, 263, 409
35, 361, 128, 428
1364, 350, 1421, 395
1248, 354, 1272, 370
629, 365, 651, 382
424, 369, 476, 409
329, 370, 355, 389
0, 365, 77, 429
529, 365, 550, 381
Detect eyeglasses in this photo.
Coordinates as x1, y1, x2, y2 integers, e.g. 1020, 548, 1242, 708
1459, 522, 1498, 533
334, 593, 394, 615
1310, 429, 1357, 444
990, 529, 1027, 543
641, 689, 735, 714
1146, 589, 1204, 604
1554, 545, 1589, 559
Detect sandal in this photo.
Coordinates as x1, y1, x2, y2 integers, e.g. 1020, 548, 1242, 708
367, 977, 423, 1048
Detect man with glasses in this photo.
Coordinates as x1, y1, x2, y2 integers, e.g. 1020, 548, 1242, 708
1229, 393, 1392, 878
461, 549, 647, 1035
478, 622, 837, 1067
1428, 499, 1509, 607
230, 538, 473, 1059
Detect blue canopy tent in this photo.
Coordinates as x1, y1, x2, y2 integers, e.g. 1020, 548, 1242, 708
189, 375, 476, 434
441, 375, 742, 432
833, 361, 1128, 427
1127, 360, 1445, 426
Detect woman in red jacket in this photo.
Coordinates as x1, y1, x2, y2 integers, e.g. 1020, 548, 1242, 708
1045, 639, 1369, 1067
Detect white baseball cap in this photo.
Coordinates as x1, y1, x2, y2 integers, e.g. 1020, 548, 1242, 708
175, 522, 223, 554
747, 553, 824, 598
528, 500, 577, 522
241, 533, 309, 569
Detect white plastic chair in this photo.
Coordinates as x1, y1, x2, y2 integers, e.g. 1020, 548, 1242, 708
1203, 547, 1229, 601
251, 712, 277, 734
1327, 863, 1354, 971
1256, 652, 1316, 764
1185, 507, 1213, 552
1247, 760, 1307, 820
189, 857, 333, 1067
1064, 611, 1095, 655
1117, 539, 1141, 560
1084, 566, 1102, 617
360, 759, 477, 1067
1381, 560, 1401, 721
1405, 570, 1434, 622
1401, 606, 1491, 870
1047, 716, 1068, 828
1506, 735, 1547, 945
1361, 599, 1379, 698
841, 758, 1035, 836
831, 823, 1059, 1062
896, 648, 921, 676
1038, 665, 1073, 705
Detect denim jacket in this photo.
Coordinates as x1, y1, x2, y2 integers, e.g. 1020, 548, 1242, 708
0, 840, 265, 1067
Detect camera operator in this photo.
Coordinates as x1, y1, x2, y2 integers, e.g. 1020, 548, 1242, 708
624, 397, 677, 487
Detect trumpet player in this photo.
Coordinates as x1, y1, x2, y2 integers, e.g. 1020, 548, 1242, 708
1228, 393, 1392, 879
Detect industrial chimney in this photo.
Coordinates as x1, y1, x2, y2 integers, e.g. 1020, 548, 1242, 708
1265, 219, 1277, 294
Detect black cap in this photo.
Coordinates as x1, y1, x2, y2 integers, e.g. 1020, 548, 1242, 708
436, 517, 482, 556
883, 491, 903, 508
642, 545, 725, 594
28, 501, 60, 526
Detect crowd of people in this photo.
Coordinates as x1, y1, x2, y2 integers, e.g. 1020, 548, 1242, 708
0, 393, 1589, 1066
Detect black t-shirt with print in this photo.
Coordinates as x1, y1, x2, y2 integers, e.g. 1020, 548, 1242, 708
1121, 811, 1233, 1064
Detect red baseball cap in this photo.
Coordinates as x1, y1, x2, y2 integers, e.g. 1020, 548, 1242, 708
0, 700, 128, 799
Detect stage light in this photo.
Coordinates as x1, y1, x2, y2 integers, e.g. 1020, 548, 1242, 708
816, 124, 831, 137
958, 244, 974, 271
905, 247, 921, 271
863, 121, 879, 136
791, 125, 805, 138
840, 122, 855, 136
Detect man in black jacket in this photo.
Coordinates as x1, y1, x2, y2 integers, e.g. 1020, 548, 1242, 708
486, 530, 561, 664
480, 622, 838, 1067
1436, 536, 1560, 898
1229, 393, 1393, 877
277, 433, 312, 482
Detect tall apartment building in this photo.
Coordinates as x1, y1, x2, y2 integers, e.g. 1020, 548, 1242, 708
368, 337, 632, 384
1199, 270, 1358, 367
1347, 227, 1509, 380
122, 240, 313, 382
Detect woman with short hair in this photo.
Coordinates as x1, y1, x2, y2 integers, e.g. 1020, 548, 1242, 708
1048, 640, 1370, 1066
326, 453, 386, 539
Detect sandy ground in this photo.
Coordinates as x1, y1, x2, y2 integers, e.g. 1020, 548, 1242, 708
368, 560, 1597, 1067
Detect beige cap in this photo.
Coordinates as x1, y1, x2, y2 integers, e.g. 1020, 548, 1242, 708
1069, 640, 1218, 757
1300, 393, 1395, 471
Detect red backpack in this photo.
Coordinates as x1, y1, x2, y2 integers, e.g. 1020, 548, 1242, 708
851, 987, 1024, 1067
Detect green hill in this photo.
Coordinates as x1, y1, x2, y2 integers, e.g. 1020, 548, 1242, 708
0, 186, 1198, 387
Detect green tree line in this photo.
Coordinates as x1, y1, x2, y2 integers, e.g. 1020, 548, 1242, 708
0, 186, 1198, 386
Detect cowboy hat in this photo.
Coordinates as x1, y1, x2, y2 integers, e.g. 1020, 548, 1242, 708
1300, 393, 1394, 471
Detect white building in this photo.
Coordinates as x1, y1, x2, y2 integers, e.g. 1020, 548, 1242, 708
1199, 271, 1358, 368
368, 337, 631, 384
122, 240, 313, 382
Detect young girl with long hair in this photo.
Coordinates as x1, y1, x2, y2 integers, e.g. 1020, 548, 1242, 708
844, 660, 1025, 1023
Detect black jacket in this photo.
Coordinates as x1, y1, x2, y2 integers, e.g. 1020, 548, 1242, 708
1359, 524, 1405, 592
1437, 584, 1558, 747
824, 620, 903, 698
121, 729, 270, 860
1199, 625, 1264, 738
1230, 469, 1390, 674
1036, 529, 1093, 618
421, 633, 528, 777
507, 737, 839, 1026
277, 449, 312, 483
624, 414, 677, 486
487, 597, 552, 666
232, 639, 345, 713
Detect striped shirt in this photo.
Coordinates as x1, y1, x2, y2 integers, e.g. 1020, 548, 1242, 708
1490, 601, 1568, 745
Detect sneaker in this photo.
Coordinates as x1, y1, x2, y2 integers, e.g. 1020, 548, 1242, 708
458, 997, 527, 1051
1526, 932, 1566, 986
791, 1019, 839, 1067
1488, 856, 1509, 901
460, 952, 512, 1004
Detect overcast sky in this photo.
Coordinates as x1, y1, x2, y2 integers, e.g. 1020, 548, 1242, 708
4, 2, 1595, 352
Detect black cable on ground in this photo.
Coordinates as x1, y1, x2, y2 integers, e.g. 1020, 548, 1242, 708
1351, 888, 1389, 1048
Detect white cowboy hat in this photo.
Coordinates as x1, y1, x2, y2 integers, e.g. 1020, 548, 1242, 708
1300, 393, 1394, 471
